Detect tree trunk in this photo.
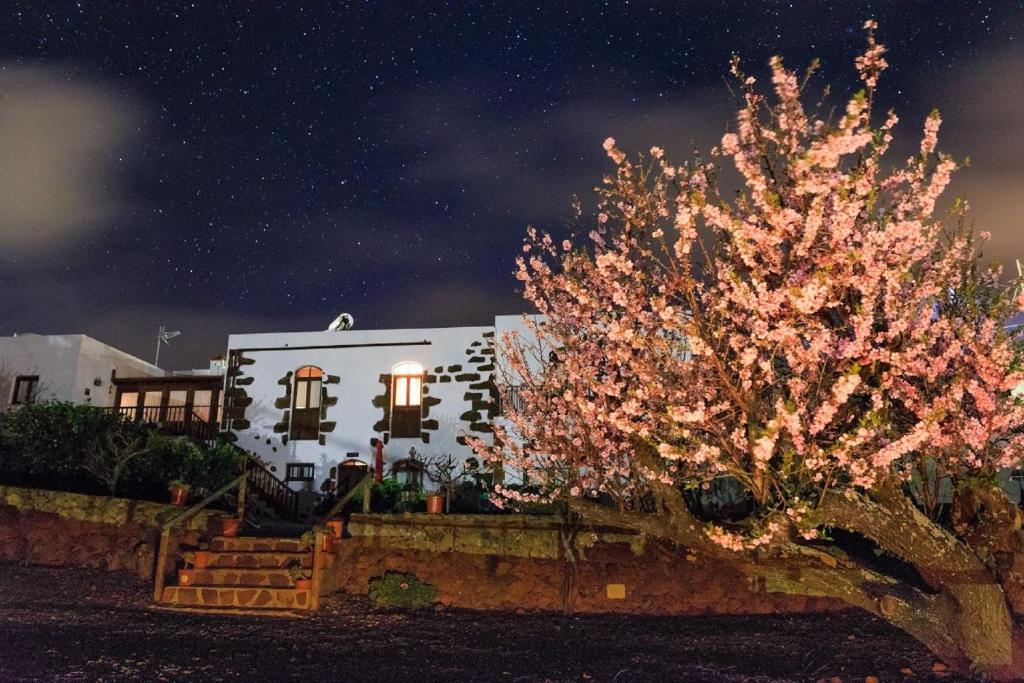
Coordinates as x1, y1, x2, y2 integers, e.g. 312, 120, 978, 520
573, 481, 1024, 680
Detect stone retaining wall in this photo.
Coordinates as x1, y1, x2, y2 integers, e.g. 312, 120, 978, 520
328, 512, 841, 615
0, 485, 223, 580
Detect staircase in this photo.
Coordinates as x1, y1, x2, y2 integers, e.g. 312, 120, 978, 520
157, 535, 333, 614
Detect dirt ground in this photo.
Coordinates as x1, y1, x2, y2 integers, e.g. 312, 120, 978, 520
0, 564, 968, 682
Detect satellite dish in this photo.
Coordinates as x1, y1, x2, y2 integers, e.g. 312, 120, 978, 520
327, 313, 355, 331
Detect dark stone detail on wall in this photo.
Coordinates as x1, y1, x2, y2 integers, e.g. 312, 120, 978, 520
455, 373, 481, 382
460, 410, 481, 422
235, 376, 254, 386
433, 366, 444, 373
326, 375, 341, 384
370, 437, 380, 447
482, 330, 494, 337
447, 364, 462, 373
421, 419, 439, 431
223, 431, 238, 442
440, 376, 452, 383
456, 435, 468, 445
471, 341, 482, 346
481, 346, 495, 355
468, 356, 487, 363
420, 432, 431, 443
277, 372, 294, 386
232, 395, 253, 408
422, 386, 430, 395
479, 364, 495, 372
472, 400, 492, 412
463, 392, 483, 402
425, 374, 437, 383
469, 422, 493, 433
320, 421, 337, 433
232, 419, 251, 430
423, 395, 441, 411
223, 407, 246, 420
371, 373, 392, 440
469, 381, 491, 390
319, 435, 327, 446
265, 439, 272, 445
282, 435, 289, 446
273, 423, 288, 434
273, 397, 291, 410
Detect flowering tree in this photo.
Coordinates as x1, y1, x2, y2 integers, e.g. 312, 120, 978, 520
474, 23, 1024, 678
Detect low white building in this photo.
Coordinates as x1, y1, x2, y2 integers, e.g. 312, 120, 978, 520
223, 315, 536, 490
0, 333, 165, 410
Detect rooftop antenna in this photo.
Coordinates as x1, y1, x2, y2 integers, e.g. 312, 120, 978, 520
154, 325, 181, 368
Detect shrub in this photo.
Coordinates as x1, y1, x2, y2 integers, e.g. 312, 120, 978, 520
368, 572, 437, 609
0, 402, 125, 491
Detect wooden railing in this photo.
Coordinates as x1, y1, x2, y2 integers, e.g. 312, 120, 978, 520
152, 467, 248, 602
245, 457, 299, 521
102, 406, 220, 446
309, 472, 372, 609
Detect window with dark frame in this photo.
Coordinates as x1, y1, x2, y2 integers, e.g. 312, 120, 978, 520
11, 376, 39, 405
390, 361, 423, 438
285, 463, 315, 482
291, 366, 323, 440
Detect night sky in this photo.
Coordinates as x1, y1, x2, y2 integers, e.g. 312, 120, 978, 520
0, 2, 1021, 369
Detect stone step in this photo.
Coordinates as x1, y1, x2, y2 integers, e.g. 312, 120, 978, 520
190, 568, 294, 587
161, 585, 311, 610
205, 550, 333, 570
210, 536, 307, 553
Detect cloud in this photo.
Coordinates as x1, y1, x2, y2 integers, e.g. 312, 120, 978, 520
0, 65, 142, 254
930, 49, 1024, 270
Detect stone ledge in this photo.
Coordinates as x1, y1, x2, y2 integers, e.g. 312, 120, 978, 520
0, 484, 220, 531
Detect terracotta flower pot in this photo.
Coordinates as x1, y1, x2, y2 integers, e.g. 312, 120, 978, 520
294, 578, 312, 591
426, 494, 444, 514
320, 533, 335, 553
169, 487, 189, 507
193, 551, 211, 569
326, 520, 344, 538
219, 517, 242, 537
178, 569, 195, 586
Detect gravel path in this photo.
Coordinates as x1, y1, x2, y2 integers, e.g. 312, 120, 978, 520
0, 564, 967, 682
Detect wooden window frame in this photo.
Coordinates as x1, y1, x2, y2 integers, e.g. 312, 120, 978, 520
11, 375, 39, 405
285, 463, 315, 482
390, 363, 423, 439
291, 366, 323, 441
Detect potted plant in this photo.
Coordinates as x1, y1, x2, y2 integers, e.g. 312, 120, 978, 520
425, 489, 444, 514
178, 552, 196, 586
168, 479, 191, 506
325, 519, 344, 539
299, 529, 334, 553
193, 541, 211, 569
288, 561, 312, 591
218, 516, 242, 537
424, 453, 466, 513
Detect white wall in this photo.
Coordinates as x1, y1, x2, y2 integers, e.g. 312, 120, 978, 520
0, 334, 164, 409
225, 325, 498, 488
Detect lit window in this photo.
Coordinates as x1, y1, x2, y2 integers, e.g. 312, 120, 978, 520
12, 376, 39, 405
291, 366, 324, 440
391, 362, 423, 438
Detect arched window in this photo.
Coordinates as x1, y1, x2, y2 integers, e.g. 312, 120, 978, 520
291, 365, 324, 440
391, 361, 423, 438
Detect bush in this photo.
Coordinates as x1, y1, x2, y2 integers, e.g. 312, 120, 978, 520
0, 402, 125, 492
0, 402, 246, 502
345, 478, 406, 513
368, 572, 437, 609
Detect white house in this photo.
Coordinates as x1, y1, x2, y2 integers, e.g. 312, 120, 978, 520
0, 333, 165, 411
222, 316, 535, 491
